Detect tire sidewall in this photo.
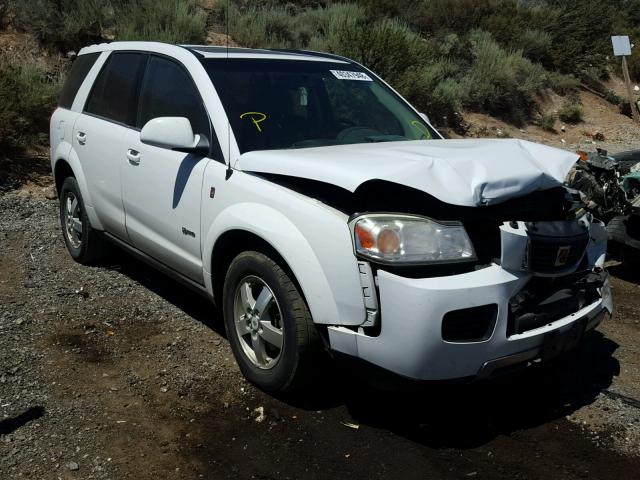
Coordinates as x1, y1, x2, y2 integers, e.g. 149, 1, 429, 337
59, 177, 90, 261
223, 252, 303, 392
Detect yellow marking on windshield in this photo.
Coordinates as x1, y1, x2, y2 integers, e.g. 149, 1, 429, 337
410, 120, 431, 139
240, 112, 267, 132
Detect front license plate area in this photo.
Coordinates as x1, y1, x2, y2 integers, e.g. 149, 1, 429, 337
541, 320, 586, 362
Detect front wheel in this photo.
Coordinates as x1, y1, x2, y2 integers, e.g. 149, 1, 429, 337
222, 251, 320, 393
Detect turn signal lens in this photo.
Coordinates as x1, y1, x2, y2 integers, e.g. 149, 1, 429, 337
355, 223, 376, 249
350, 214, 476, 265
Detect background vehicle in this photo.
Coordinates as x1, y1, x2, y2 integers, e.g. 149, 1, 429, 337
51, 42, 611, 393
567, 148, 640, 268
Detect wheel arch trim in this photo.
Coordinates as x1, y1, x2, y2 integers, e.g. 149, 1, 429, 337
52, 145, 104, 231
203, 203, 341, 325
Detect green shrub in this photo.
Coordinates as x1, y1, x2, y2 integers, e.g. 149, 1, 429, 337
226, 3, 368, 50
535, 113, 557, 132
11, 0, 206, 47
10, 0, 112, 49
558, 102, 583, 124
0, 52, 64, 156
395, 61, 463, 126
0, 0, 9, 28
311, 17, 424, 86
604, 89, 623, 106
511, 29, 552, 64
228, 3, 422, 87
459, 30, 549, 125
115, 0, 206, 43
547, 71, 580, 96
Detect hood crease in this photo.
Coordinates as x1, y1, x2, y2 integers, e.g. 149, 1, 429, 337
237, 139, 578, 207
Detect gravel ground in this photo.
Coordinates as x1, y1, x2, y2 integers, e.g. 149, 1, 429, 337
1, 177, 640, 479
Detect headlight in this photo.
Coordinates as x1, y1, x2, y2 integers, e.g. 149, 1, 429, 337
350, 214, 476, 265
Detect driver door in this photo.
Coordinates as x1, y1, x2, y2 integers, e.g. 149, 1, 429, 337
121, 55, 214, 283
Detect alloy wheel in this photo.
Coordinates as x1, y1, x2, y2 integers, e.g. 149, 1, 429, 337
63, 192, 83, 249
233, 275, 284, 369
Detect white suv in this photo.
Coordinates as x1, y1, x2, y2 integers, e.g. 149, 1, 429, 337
50, 42, 612, 393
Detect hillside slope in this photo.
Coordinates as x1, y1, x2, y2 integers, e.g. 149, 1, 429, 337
462, 90, 640, 154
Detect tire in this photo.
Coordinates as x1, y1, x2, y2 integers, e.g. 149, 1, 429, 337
59, 177, 106, 264
222, 250, 320, 393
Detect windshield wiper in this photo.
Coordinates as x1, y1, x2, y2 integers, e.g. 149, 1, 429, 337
364, 135, 406, 143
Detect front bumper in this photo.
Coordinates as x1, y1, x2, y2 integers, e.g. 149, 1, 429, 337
328, 265, 612, 381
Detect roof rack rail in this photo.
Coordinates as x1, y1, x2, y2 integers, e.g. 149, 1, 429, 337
268, 48, 351, 63
180, 45, 205, 59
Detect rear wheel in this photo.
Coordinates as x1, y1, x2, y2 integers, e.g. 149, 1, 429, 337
59, 177, 106, 264
222, 251, 320, 393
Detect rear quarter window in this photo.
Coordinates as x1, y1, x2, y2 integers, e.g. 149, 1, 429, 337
84, 52, 147, 126
58, 52, 100, 109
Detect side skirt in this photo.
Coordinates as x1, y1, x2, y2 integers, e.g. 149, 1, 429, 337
102, 232, 213, 302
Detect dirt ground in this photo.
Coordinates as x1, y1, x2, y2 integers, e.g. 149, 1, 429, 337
461, 90, 640, 156
1, 161, 640, 480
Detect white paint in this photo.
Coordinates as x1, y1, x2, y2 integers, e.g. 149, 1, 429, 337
140, 117, 199, 150
238, 138, 579, 207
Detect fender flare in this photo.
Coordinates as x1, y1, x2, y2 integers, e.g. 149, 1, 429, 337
52, 143, 105, 231
203, 202, 340, 324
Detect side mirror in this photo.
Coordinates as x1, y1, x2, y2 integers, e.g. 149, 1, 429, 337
140, 117, 209, 155
419, 112, 431, 124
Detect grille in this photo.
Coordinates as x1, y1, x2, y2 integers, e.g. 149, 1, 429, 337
527, 232, 589, 274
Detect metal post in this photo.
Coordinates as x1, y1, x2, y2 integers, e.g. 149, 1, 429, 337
622, 55, 640, 123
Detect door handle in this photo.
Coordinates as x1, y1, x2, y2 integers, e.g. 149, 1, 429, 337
76, 132, 87, 145
126, 149, 141, 165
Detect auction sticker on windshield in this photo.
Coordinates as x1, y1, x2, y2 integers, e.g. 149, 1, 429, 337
330, 70, 373, 81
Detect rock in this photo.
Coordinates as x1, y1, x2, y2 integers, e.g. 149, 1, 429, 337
67, 462, 79, 471
44, 187, 57, 200
253, 406, 266, 423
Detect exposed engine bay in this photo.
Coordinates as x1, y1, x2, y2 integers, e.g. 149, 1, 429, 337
566, 148, 640, 267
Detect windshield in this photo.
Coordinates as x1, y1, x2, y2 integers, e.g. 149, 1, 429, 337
202, 58, 438, 154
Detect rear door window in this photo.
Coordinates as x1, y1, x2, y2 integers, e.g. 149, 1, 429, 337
58, 52, 100, 109
136, 56, 210, 137
84, 52, 147, 126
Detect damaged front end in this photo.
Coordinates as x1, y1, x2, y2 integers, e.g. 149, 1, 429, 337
566, 148, 640, 267
316, 181, 612, 381
244, 138, 612, 381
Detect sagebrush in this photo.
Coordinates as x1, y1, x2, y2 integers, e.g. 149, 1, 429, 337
0, 51, 65, 155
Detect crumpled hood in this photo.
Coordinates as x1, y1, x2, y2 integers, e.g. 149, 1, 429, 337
236, 139, 578, 207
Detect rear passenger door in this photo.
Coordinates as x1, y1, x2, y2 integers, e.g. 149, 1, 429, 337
121, 55, 215, 283
73, 52, 147, 240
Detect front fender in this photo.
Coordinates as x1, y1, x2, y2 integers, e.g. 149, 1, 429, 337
203, 202, 362, 325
